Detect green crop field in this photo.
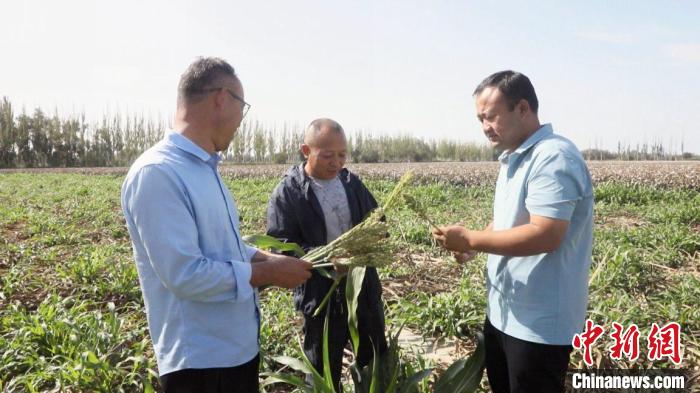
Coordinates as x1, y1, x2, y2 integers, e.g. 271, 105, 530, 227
1, 163, 699, 392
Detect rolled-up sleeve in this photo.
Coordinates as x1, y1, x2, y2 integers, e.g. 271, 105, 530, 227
123, 165, 254, 303
244, 244, 258, 261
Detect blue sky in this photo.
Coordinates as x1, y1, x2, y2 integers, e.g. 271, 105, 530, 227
2, 1, 699, 153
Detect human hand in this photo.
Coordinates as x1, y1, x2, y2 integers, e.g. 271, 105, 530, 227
432, 225, 471, 252
332, 259, 349, 275
452, 250, 478, 264
270, 255, 313, 289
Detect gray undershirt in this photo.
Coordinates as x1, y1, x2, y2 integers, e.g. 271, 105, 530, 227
309, 176, 352, 243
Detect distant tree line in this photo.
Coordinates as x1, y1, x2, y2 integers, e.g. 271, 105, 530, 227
0, 97, 496, 168
0, 97, 695, 168
0, 97, 164, 168
582, 142, 697, 161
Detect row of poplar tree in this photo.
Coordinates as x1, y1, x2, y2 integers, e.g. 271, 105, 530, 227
0, 97, 497, 168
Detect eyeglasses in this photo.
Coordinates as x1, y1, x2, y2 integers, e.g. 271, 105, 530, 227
198, 87, 251, 117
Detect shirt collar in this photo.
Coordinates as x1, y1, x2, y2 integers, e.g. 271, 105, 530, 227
498, 123, 553, 163
167, 130, 221, 167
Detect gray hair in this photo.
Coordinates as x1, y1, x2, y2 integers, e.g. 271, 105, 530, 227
177, 57, 238, 106
304, 118, 345, 145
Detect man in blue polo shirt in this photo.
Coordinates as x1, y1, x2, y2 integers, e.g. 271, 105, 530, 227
122, 57, 312, 392
433, 70, 593, 393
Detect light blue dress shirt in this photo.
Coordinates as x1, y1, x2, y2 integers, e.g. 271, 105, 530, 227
486, 124, 594, 345
121, 131, 260, 375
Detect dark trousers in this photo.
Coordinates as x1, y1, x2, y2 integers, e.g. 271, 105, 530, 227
160, 354, 260, 393
303, 300, 387, 391
484, 318, 572, 393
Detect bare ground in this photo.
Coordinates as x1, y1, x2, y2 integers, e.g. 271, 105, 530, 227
2, 161, 699, 189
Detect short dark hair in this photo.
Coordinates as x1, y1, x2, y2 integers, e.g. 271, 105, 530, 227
177, 57, 238, 106
473, 71, 539, 114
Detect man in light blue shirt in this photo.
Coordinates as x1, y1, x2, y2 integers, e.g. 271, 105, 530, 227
433, 71, 593, 393
121, 57, 312, 393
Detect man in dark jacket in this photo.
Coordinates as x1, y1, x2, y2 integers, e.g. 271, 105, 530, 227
266, 118, 387, 389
